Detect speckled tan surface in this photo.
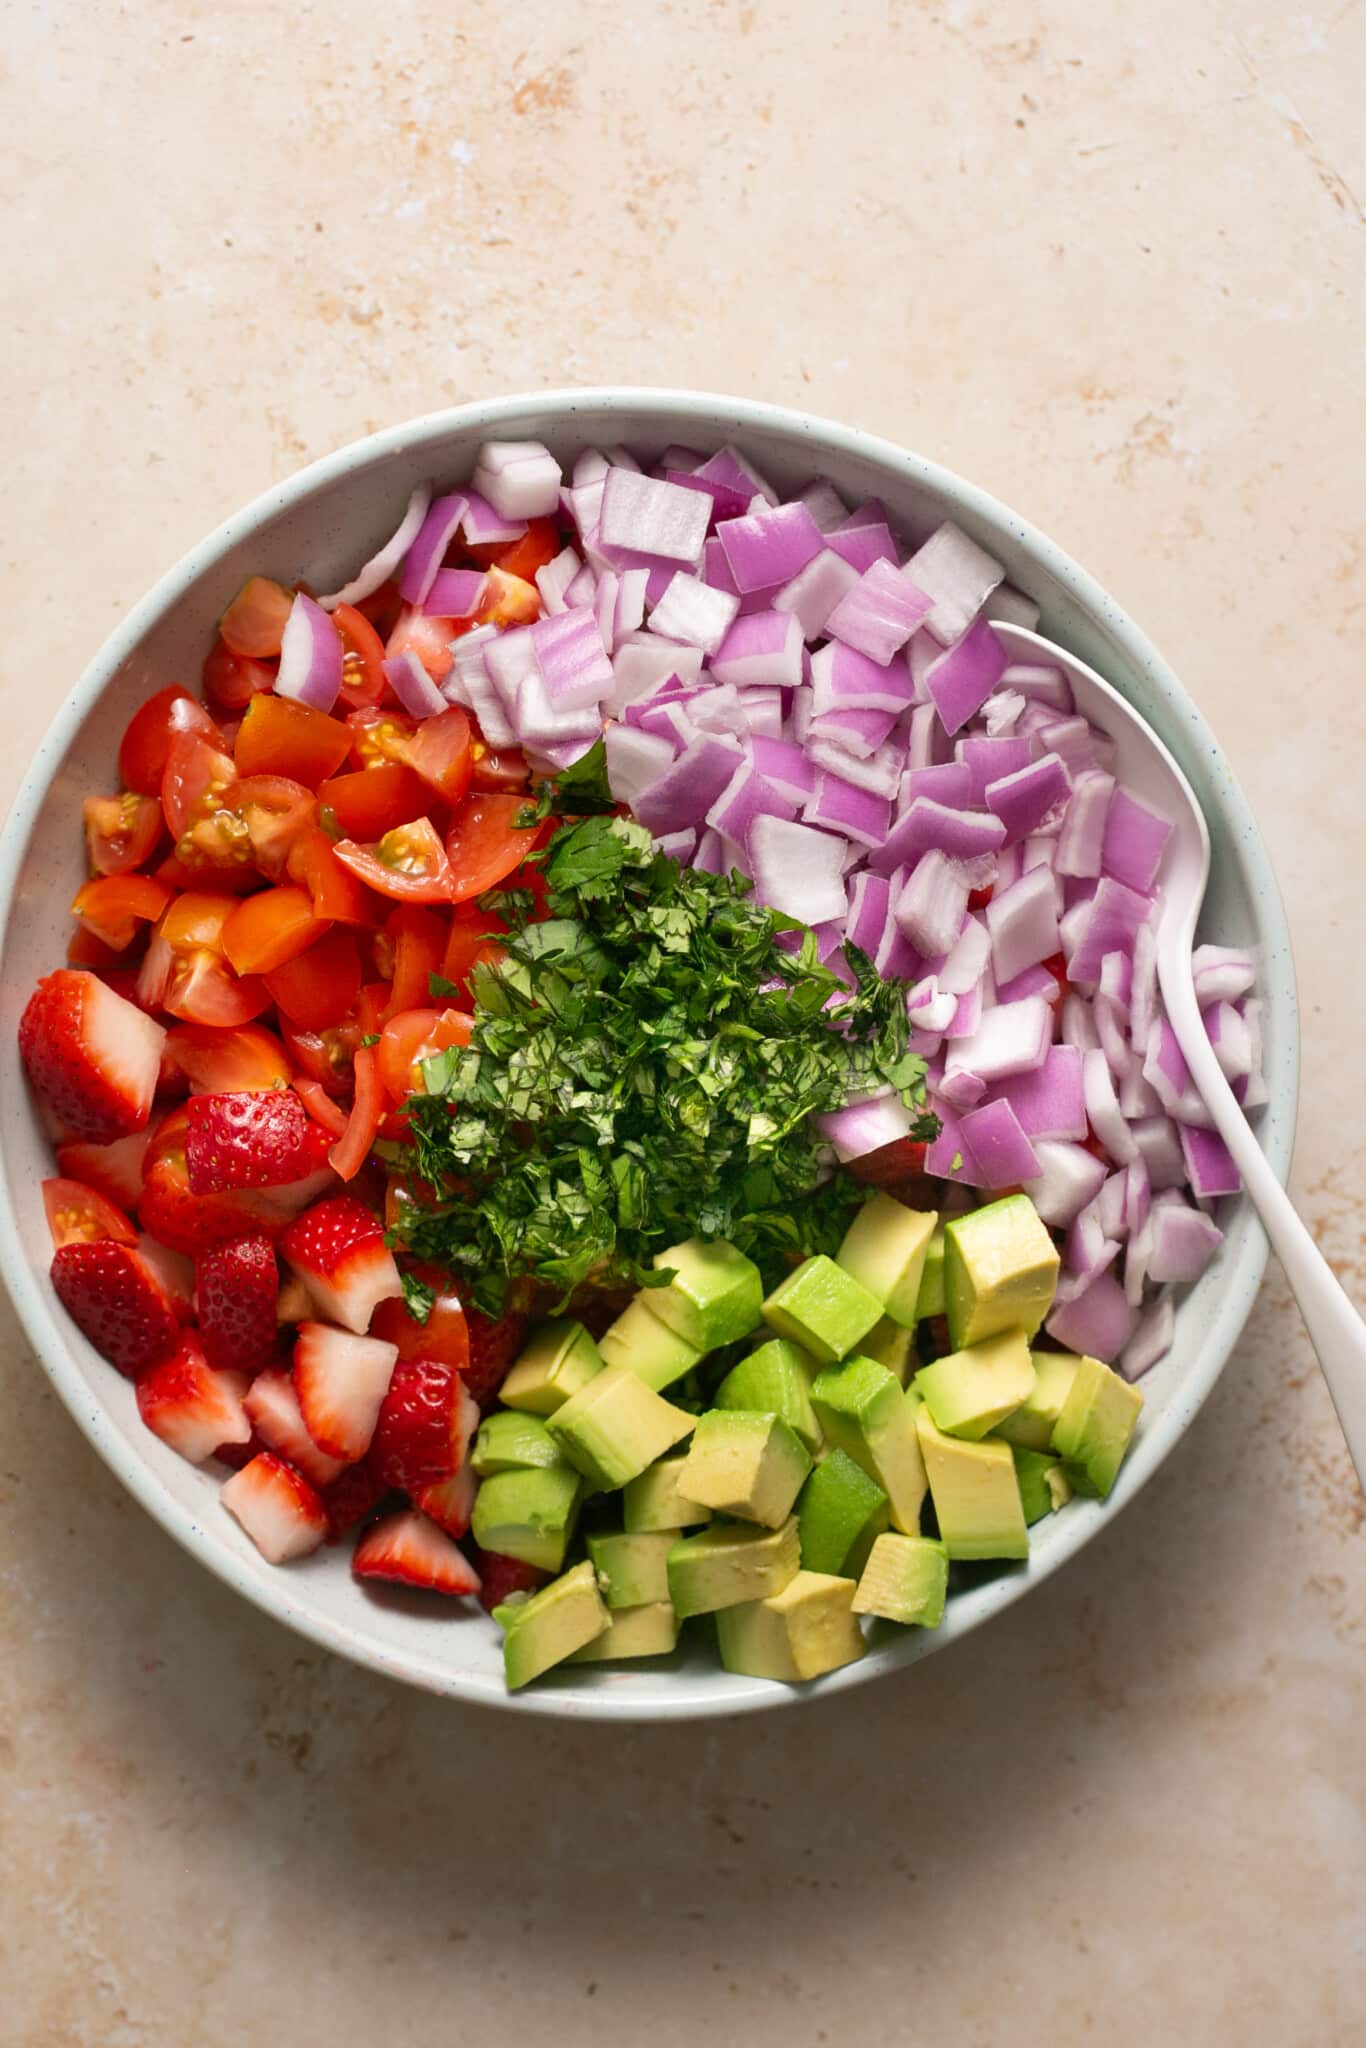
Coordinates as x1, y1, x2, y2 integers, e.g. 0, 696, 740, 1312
2, 2, 1364, 2041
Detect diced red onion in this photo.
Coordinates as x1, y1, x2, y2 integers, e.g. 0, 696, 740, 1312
906, 702, 950, 772
810, 639, 915, 715
908, 976, 958, 1033
809, 704, 899, 759
1147, 1202, 1224, 1282
1045, 1270, 1138, 1363
960, 735, 1032, 804
982, 690, 1027, 737
471, 440, 562, 520
804, 771, 891, 849
749, 817, 849, 925
924, 619, 1009, 736
1119, 1066, 1162, 1119
750, 734, 817, 803
319, 483, 433, 611
737, 687, 784, 738
846, 871, 891, 954
717, 501, 824, 594
985, 865, 1060, 984
984, 585, 1042, 631
708, 762, 798, 842
633, 732, 744, 836
605, 724, 677, 809
692, 829, 727, 875
903, 522, 1004, 645
1024, 1139, 1109, 1227
694, 444, 779, 509
893, 850, 970, 957
1142, 1016, 1211, 1128
276, 593, 343, 711
460, 491, 527, 549
872, 797, 1006, 876
944, 985, 985, 1042
798, 479, 850, 533
1120, 1296, 1175, 1380
598, 468, 710, 567
423, 567, 486, 619
606, 635, 704, 714
517, 671, 601, 747
1001, 661, 1072, 712
656, 828, 698, 863
1191, 944, 1257, 1005
1055, 768, 1115, 877
648, 572, 740, 655
1065, 878, 1153, 987
397, 493, 470, 606
1179, 1123, 1241, 1199
925, 1105, 984, 1184
774, 550, 862, 641
947, 996, 1052, 1086
807, 735, 905, 800
710, 610, 804, 690
1060, 990, 1101, 1054
997, 961, 1061, 1005
903, 763, 972, 807
658, 444, 706, 473
932, 912, 991, 996
665, 469, 752, 524
960, 1098, 1042, 1187
1096, 1171, 1128, 1241
1083, 1047, 1138, 1164
814, 1091, 919, 1163
826, 522, 899, 574
988, 1044, 1087, 1140
1101, 788, 1173, 894
383, 650, 447, 719
827, 560, 934, 667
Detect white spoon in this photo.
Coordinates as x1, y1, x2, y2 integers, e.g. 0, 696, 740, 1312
992, 622, 1366, 1490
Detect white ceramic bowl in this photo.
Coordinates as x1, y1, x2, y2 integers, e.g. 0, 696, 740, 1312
0, 390, 1298, 1720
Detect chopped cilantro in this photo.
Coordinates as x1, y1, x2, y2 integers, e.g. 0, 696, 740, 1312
359, 1032, 382, 1049
400, 1270, 437, 1324
515, 737, 615, 828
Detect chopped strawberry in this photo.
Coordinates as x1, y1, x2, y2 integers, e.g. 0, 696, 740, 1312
50, 1239, 180, 1376
462, 1306, 527, 1412
293, 1320, 399, 1462
320, 1456, 392, 1540
352, 1509, 481, 1596
196, 1234, 279, 1373
55, 1129, 150, 1210
19, 968, 166, 1143
242, 1365, 347, 1489
135, 1232, 196, 1320
221, 1451, 327, 1562
183, 1089, 330, 1194
414, 1464, 477, 1540
469, 1545, 548, 1616
282, 1194, 403, 1334
135, 1336, 252, 1464
42, 1177, 137, 1250
369, 1357, 479, 1493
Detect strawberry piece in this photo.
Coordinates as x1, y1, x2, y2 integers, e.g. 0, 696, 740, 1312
135, 1335, 252, 1464
55, 1129, 150, 1211
414, 1464, 477, 1540
370, 1357, 480, 1493
293, 1320, 399, 1462
469, 1544, 548, 1616
196, 1234, 279, 1373
320, 1456, 392, 1540
50, 1239, 180, 1376
282, 1194, 402, 1333
221, 1451, 327, 1562
139, 1104, 289, 1254
183, 1089, 330, 1194
242, 1365, 348, 1489
19, 968, 166, 1142
135, 1232, 196, 1321
462, 1306, 528, 1412
352, 1509, 481, 1596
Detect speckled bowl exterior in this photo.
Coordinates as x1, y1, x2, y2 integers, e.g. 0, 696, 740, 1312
0, 390, 1298, 1720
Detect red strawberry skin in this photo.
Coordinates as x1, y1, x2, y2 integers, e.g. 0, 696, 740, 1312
221, 1451, 328, 1563
282, 1194, 402, 1334
352, 1509, 481, 1595
139, 1107, 288, 1254
196, 1235, 279, 1373
184, 1090, 329, 1194
242, 1367, 347, 1490
369, 1356, 461, 1493
463, 1308, 527, 1412
320, 1457, 394, 1541
470, 1546, 548, 1617
135, 1338, 252, 1464
50, 1239, 180, 1376
56, 1129, 151, 1211
20, 969, 165, 1143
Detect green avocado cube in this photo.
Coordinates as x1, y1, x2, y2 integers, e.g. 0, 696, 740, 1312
993, 1351, 1083, 1450
470, 1410, 563, 1476
585, 1528, 676, 1608
837, 1195, 938, 1326
622, 1454, 711, 1533
810, 1355, 927, 1535
914, 1408, 1029, 1562
567, 1600, 681, 1662
913, 1328, 1037, 1441
597, 1294, 703, 1391
1050, 1354, 1144, 1498
1011, 1447, 1072, 1525
797, 1447, 889, 1578
547, 1364, 696, 1492
678, 1410, 811, 1529
648, 1237, 764, 1351
858, 1315, 918, 1387
915, 1230, 947, 1320
499, 1319, 605, 1415
714, 1338, 822, 1453
852, 1532, 949, 1627
495, 1559, 609, 1689
944, 1195, 1060, 1349
471, 1465, 583, 1573
667, 1517, 800, 1618
762, 1255, 883, 1366
715, 1570, 866, 1682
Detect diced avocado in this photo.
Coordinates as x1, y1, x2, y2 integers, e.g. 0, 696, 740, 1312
495, 1559, 609, 1689
762, 1255, 883, 1367
585, 1528, 676, 1608
667, 1517, 800, 1618
859, 1315, 918, 1387
678, 1410, 812, 1529
915, 1230, 946, 1320
470, 1465, 583, 1573
547, 1364, 695, 1491
993, 1351, 1083, 1450
648, 1237, 764, 1351
837, 1194, 938, 1327
1050, 1354, 1144, 1498
810, 1354, 927, 1535
597, 1294, 703, 1391
714, 1338, 822, 1452
470, 1410, 563, 1476
852, 1532, 949, 1627
913, 1328, 1037, 1441
1011, 1447, 1072, 1525
622, 1454, 711, 1533
500, 1319, 605, 1415
797, 1447, 889, 1577
715, 1570, 866, 1682
567, 1601, 681, 1662
944, 1195, 1059, 1349
914, 1407, 1029, 1562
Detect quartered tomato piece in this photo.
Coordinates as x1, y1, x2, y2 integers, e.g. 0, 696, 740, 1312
234, 694, 352, 789
220, 885, 331, 976
376, 1006, 473, 1103
332, 819, 455, 904
405, 708, 473, 808
382, 904, 448, 1019
83, 792, 164, 876
440, 903, 508, 999
163, 1021, 293, 1094
218, 577, 295, 660
119, 687, 220, 797
384, 607, 462, 684
164, 950, 273, 1028
444, 794, 540, 903
55, 1130, 151, 1211
162, 731, 239, 844
71, 873, 172, 950
286, 822, 378, 925
346, 705, 418, 769
281, 1016, 361, 1095
42, 1176, 138, 1251
847, 1139, 930, 1191
466, 516, 561, 582
326, 1042, 385, 1182
202, 640, 277, 713
473, 567, 540, 631
263, 927, 362, 1031
469, 744, 530, 793
319, 763, 431, 841
333, 602, 388, 710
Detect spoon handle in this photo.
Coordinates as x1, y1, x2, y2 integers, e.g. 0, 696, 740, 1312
1161, 967, 1366, 1491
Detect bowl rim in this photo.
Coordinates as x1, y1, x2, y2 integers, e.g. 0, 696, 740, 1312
0, 386, 1299, 1720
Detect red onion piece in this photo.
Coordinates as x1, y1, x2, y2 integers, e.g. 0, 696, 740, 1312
925, 619, 1009, 736
318, 483, 433, 612
827, 560, 934, 667
461, 491, 528, 548
1083, 1048, 1138, 1163
535, 547, 581, 616
1101, 788, 1173, 894
399, 493, 470, 606
826, 522, 899, 574
1191, 944, 1257, 1004
717, 501, 824, 594
894, 850, 971, 957
1054, 768, 1115, 877
959, 1098, 1042, 1187
903, 522, 1004, 645
710, 610, 804, 690
948, 997, 1053, 1086
648, 572, 740, 655
600, 469, 709, 566
987, 1044, 1087, 1141
1179, 1123, 1241, 1198
694, 444, 779, 508
810, 639, 915, 715
803, 771, 891, 850
1144, 1202, 1224, 1282
1001, 661, 1072, 713
809, 704, 900, 759
872, 796, 1007, 876
960, 735, 1032, 803
797, 479, 850, 533
749, 816, 848, 925
517, 671, 603, 746
633, 733, 744, 836
985, 865, 1060, 984
814, 1091, 918, 1163
423, 567, 486, 619
1045, 1270, 1139, 1362
276, 592, 343, 711
530, 608, 614, 710
707, 762, 798, 842
1064, 878, 1153, 987
1024, 1139, 1109, 1226
750, 734, 817, 802
1120, 1296, 1175, 1380
471, 439, 562, 520
383, 651, 447, 720
605, 724, 676, 808
925, 1104, 984, 1183
774, 549, 861, 641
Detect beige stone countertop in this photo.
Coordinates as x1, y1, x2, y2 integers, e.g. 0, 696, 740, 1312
2, 1, 1364, 2041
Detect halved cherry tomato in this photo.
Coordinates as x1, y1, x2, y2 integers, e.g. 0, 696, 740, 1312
153, 851, 257, 895
327, 1043, 385, 1182
333, 602, 388, 710
281, 1016, 360, 1094
164, 949, 272, 1028
221, 886, 331, 976
319, 763, 430, 841
83, 792, 164, 877
159, 892, 235, 953
55, 1131, 151, 1210
469, 744, 530, 793
71, 874, 172, 951
286, 822, 378, 925
346, 706, 418, 770
473, 567, 540, 631
440, 903, 508, 998
406, 708, 473, 807
384, 607, 462, 684
356, 982, 389, 1037
293, 1076, 348, 1138
67, 926, 123, 969
219, 577, 294, 660
444, 794, 540, 903
234, 694, 352, 789
382, 905, 448, 1019
377, 1006, 474, 1104
202, 639, 277, 713
263, 927, 362, 1031
171, 770, 316, 882
119, 687, 220, 797
163, 1021, 292, 1094
162, 731, 238, 844
371, 1264, 471, 1377
466, 516, 561, 583
333, 819, 455, 904
848, 1139, 930, 1190
42, 1177, 138, 1251
230, 776, 317, 877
